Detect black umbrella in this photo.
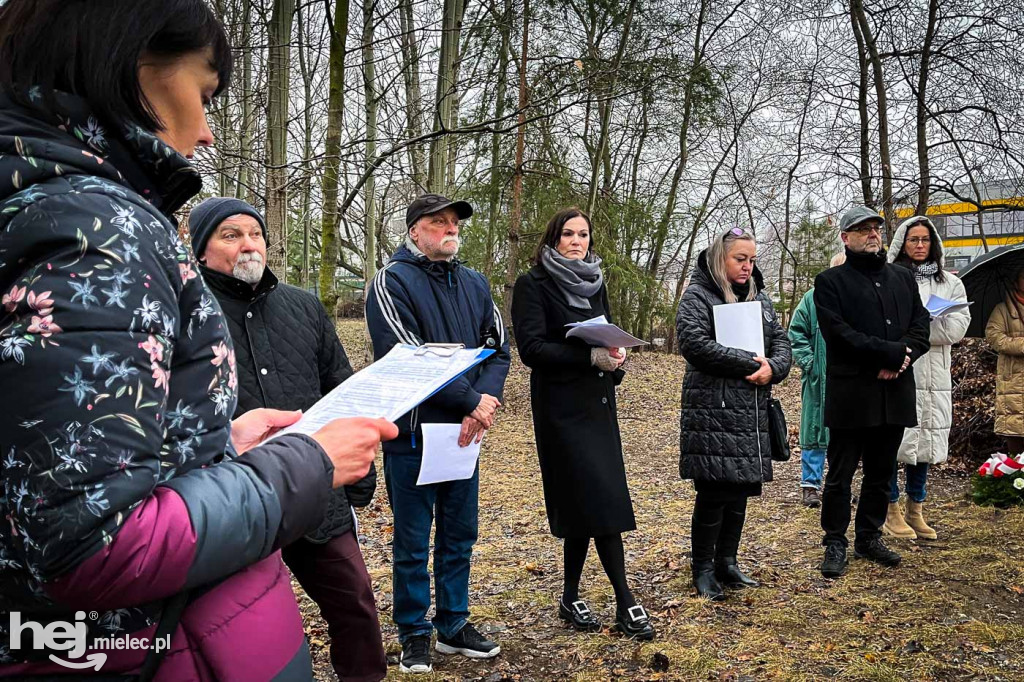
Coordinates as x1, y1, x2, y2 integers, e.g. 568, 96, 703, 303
958, 243, 1024, 337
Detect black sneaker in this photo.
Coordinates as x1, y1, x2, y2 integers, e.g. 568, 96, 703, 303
820, 542, 848, 578
399, 634, 433, 674
854, 537, 901, 567
435, 622, 501, 659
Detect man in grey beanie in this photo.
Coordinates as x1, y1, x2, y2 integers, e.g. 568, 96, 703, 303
188, 198, 387, 681
813, 205, 931, 579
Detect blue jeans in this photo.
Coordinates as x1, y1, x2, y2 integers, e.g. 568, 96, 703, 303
890, 462, 930, 503
384, 453, 479, 643
801, 448, 826, 489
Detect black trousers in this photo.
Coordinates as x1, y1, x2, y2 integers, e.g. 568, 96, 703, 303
821, 425, 904, 548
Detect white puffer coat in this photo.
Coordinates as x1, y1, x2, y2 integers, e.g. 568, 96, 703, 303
887, 216, 971, 464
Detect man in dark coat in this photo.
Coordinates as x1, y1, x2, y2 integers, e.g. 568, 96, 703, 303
365, 193, 511, 675
813, 206, 931, 579
188, 197, 386, 682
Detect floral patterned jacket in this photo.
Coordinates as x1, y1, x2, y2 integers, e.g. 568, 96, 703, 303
0, 91, 332, 679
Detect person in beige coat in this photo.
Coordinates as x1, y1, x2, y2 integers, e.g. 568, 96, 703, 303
884, 216, 970, 540
986, 268, 1024, 457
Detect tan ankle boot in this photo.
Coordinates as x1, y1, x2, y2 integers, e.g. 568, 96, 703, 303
905, 500, 937, 540
882, 502, 917, 539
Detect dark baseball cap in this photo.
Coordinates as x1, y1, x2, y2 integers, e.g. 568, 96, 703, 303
405, 193, 473, 229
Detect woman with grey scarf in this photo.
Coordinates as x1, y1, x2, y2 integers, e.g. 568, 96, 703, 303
511, 208, 654, 641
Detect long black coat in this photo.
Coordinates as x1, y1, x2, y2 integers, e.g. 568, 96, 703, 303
813, 248, 931, 430
202, 264, 374, 542
511, 265, 636, 539
676, 252, 792, 485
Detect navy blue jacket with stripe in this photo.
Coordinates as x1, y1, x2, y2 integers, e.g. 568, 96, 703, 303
365, 244, 511, 455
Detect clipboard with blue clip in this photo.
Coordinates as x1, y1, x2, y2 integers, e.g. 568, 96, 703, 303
266, 343, 495, 443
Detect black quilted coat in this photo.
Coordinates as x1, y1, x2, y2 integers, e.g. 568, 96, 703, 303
676, 250, 792, 485
202, 264, 375, 542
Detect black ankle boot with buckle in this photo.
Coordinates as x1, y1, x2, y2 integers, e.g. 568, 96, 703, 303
558, 598, 601, 632
614, 604, 655, 641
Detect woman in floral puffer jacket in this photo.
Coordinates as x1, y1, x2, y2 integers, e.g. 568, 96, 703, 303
0, 2, 394, 680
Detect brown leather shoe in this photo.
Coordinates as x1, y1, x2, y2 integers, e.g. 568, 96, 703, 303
801, 488, 821, 508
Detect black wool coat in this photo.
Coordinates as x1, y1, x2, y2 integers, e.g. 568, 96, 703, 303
202, 265, 375, 542
676, 251, 792, 486
813, 248, 931, 430
511, 265, 636, 539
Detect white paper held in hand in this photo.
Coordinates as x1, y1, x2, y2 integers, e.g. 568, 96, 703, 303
416, 423, 481, 485
924, 294, 972, 319
266, 344, 493, 442
565, 315, 647, 348
712, 301, 764, 356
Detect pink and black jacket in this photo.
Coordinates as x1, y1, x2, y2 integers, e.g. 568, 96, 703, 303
0, 90, 333, 680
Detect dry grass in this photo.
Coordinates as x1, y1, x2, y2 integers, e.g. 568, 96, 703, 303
296, 321, 1024, 681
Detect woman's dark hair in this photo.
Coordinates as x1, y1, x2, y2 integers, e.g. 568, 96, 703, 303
894, 219, 946, 283
533, 207, 594, 264
0, 0, 232, 132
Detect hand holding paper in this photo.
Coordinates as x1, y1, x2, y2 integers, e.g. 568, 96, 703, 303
417, 423, 482, 486
309, 417, 398, 488
924, 294, 971, 319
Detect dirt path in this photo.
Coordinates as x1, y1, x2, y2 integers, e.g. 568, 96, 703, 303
298, 322, 1024, 681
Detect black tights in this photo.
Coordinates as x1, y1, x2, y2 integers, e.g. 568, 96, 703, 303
691, 492, 748, 564
562, 534, 636, 613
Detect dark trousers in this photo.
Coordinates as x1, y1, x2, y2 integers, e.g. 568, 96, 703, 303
282, 530, 387, 682
821, 425, 904, 548
691, 489, 749, 564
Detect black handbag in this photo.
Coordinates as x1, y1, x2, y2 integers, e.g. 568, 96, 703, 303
767, 397, 791, 462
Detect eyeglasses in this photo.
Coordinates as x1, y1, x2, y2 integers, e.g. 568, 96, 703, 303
906, 237, 932, 245
725, 227, 752, 240
846, 223, 882, 235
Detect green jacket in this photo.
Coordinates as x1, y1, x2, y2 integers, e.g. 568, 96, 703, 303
788, 289, 829, 450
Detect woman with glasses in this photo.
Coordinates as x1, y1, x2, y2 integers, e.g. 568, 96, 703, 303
884, 217, 969, 540
675, 227, 791, 600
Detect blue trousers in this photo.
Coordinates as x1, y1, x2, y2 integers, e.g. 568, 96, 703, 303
801, 448, 826, 489
384, 453, 479, 643
890, 462, 930, 503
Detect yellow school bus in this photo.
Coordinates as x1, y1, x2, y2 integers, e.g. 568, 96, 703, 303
893, 181, 1024, 272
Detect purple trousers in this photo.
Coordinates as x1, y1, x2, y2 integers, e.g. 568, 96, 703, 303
282, 530, 387, 682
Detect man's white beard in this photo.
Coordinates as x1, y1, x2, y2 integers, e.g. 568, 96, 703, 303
234, 252, 265, 285
439, 236, 461, 255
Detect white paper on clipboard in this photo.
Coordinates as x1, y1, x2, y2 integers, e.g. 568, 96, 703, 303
712, 301, 764, 356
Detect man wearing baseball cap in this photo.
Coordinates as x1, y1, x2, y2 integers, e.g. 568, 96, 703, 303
813, 206, 930, 579
365, 194, 510, 674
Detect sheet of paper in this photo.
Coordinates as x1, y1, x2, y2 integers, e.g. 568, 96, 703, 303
565, 320, 648, 348
267, 344, 493, 441
416, 423, 481, 485
925, 294, 972, 318
566, 315, 609, 327
713, 301, 765, 356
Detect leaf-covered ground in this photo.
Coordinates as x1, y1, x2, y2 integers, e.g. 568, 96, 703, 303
297, 321, 1024, 681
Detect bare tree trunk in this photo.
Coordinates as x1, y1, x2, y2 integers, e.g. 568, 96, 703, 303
399, 0, 427, 190
915, 0, 939, 215
485, 0, 512, 279
236, 0, 254, 202
504, 0, 529, 322
852, 0, 892, 239
428, 0, 465, 193
320, 0, 350, 311
266, 0, 295, 278
296, 1, 314, 289
585, 0, 637, 216
363, 0, 379, 282
850, 2, 874, 208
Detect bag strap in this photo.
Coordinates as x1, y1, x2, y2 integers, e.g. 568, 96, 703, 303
136, 591, 189, 682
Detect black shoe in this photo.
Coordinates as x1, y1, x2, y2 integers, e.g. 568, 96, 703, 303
399, 634, 433, 674
559, 598, 601, 632
715, 558, 759, 588
614, 604, 655, 641
692, 561, 725, 601
854, 537, 901, 567
801, 488, 821, 508
435, 622, 501, 659
820, 542, 848, 579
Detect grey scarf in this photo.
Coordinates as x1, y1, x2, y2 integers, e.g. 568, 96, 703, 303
540, 245, 603, 309
912, 261, 940, 281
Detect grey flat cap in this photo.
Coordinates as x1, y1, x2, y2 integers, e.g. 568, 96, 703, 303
839, 206, 885, 232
